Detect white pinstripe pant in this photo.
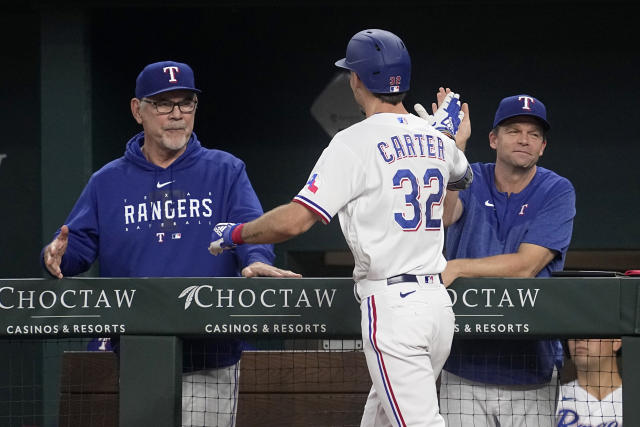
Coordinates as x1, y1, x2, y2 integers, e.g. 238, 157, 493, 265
439, 369, 558, 427
181, 362, 240, 427
359, 282, 454, 427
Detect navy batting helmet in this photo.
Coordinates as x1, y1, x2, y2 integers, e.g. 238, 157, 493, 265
335, 29, 411, 94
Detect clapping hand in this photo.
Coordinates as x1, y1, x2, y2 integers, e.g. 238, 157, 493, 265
415, 87, 470, 150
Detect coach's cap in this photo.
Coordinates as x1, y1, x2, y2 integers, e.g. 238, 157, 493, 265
135, 61, 201, 99
493, 94, 550, 130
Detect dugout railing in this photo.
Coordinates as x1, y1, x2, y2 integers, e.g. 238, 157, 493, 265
0, 276, 638, 426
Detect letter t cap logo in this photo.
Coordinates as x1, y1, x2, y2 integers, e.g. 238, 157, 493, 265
163, 66, 179, 83
518, 96, 535, 110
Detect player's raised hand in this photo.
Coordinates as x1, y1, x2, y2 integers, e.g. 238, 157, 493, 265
414, 87, 451, 125
415, 87, 464, 140
432, 86, 452, 114
43, 225, 69, 279
413, 102, 434, 125
208, 222, 240, 256
435, 87, 470, 150
241, 261, 302, 278
433, 91, 463, 139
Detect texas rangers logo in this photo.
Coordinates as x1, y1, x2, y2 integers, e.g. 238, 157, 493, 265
518, 96, 535, 110
163, 66, 180, 83
306, 173, 320, 194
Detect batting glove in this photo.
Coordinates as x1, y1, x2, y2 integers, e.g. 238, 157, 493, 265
415, 92, 464, 139
209, 223, 243, 256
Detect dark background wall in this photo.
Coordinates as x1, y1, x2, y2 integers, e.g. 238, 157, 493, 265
0, 8, 41, 277
1, 1, 639, 278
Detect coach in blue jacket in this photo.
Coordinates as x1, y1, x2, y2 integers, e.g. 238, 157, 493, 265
41, 60, 299, 427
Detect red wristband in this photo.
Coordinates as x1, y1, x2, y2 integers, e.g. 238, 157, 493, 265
231, 223, 245, 244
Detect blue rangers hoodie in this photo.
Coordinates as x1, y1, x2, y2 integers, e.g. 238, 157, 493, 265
46, 131, 274, 369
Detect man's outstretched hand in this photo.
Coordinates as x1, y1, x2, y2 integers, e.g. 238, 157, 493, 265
43, 225, 69, 279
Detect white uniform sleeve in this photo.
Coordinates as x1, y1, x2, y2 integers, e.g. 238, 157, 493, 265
293, 138, 364, 224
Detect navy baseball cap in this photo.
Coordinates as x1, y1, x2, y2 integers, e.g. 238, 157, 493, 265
493, 94, 550, 130
135, 61, 201, 99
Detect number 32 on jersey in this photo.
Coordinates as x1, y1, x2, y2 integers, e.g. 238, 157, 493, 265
393, 168, 443, 231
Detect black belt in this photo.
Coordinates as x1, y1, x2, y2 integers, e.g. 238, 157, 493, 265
387, 274, 419, 285
386, 273, 442, 286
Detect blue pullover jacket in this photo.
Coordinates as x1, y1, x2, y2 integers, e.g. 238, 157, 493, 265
444, 163, 575, 384
45, 131, 275, 369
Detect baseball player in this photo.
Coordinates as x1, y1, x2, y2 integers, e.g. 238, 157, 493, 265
208, 29, 473, 426
556, 339, 623, 426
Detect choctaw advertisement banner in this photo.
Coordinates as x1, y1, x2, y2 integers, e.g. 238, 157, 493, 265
0, 277, 636, 338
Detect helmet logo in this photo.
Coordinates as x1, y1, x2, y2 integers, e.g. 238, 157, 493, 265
389, 75, 402, 93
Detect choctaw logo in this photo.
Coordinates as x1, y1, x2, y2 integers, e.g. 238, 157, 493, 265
178, 285, 202, 309
178, 285, 337, 310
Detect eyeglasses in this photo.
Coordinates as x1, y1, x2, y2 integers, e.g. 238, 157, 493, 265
142, 98, 198, 114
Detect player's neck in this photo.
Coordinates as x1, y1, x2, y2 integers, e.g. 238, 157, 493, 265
577, 369, 622, 401
493, 163, 537, 196
364, 98, 408, 117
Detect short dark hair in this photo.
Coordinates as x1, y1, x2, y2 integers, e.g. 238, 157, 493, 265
373, 92, 407, 105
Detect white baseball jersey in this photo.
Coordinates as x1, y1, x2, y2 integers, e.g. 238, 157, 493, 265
294, 113, 470, 282
556, 380, 623, 426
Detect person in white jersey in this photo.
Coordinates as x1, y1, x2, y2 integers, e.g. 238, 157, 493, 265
208, 28, 473, 427
556, 338, 623, 426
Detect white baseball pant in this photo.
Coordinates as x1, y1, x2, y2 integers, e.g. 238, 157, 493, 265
439, 369, 558, 427
181, 362, 240, 427
358, 276, 455, 427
